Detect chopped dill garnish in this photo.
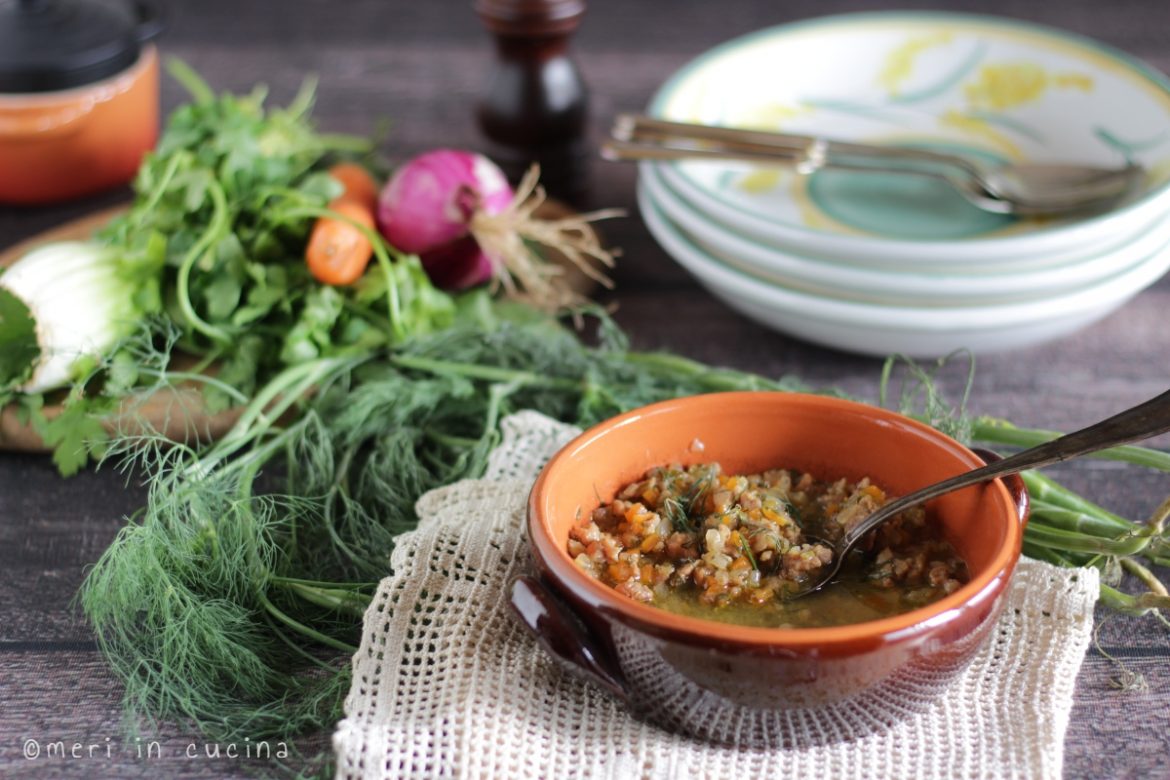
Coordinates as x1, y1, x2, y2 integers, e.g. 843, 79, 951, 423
685, 465, 716, 517
662, 495, 691, 533
660, 465, 718, 534
739, 535, 759, 571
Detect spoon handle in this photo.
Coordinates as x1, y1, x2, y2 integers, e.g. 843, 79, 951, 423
841, 388, 1170, 549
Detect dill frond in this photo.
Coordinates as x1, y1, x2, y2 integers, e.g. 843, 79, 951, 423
879, 350, 976, 444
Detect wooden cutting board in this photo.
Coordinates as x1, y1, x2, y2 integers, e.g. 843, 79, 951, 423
0, 207, 242, 452
0, 200, 600, 453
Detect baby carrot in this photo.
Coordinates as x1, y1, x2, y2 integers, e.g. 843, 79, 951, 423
327, 162, 379, 212
305, 163, 380, 285
305, 199, 376, 286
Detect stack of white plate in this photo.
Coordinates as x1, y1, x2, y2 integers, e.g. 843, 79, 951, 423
637, 12, 1170, 357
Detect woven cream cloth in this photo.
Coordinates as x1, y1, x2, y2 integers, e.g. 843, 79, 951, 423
334, 411, 1100, 780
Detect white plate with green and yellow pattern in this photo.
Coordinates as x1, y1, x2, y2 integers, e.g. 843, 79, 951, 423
641, 159, 1170, 306
637, 182, 1170, 356
647, 12, 1170, 269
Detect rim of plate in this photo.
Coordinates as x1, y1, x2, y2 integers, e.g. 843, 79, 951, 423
640, 161, 1170, 304
638, 181, 1170, 330
646, 11, 1170, 252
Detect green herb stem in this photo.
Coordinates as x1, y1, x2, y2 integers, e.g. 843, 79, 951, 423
1028, 498, 1138, 539
315, 133, 375, 153
1021, 471, 1136, 533
374, 252, 406, 341
973, 417, 1170, 471
279, 581, 372, 618
258, 592, 358, 654
1098, 583, 1170, 615
267, 575, 377, 592
261, 612, 341, 673
1021, 539, 1077, 566
624, 351, 769, 389
392, 354, 579, 389
137, 367, 250, 405
1024, 523, 1154, 556
135, 152, 185, 225
1120, 557, 1170, 598
165, 58, 215, 104
424, 429, 481, 449
197, 356, 355, 473
174, 179, 233, 345
1144, 495, 1170, 534
622, 350, 719, 378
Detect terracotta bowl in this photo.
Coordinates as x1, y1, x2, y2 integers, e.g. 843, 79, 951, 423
515, 392, 1028, 747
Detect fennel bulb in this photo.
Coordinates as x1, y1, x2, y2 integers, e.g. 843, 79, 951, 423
0, 241, 159, 394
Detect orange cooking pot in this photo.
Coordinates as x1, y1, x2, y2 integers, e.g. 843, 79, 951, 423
0, 0, 164, 205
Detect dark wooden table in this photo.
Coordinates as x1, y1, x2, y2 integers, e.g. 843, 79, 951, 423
3, 1, 1169, 777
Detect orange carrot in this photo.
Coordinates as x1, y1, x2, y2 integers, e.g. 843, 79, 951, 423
305, 163, 381, 285
306, 199, 376, 286
327, 162, 379, 212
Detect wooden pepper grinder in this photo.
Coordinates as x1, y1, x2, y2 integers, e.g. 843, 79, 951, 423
474, 0, 590, 207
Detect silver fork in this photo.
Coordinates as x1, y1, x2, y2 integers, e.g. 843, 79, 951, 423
603, 114, 1145, 217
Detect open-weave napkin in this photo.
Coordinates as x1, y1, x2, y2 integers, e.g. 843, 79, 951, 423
334, 411, 1099, 780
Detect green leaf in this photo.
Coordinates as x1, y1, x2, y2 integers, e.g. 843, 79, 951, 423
215, 232, 246, 267
0, 287, 40, 391
356, 256, 457, 339
393, 256, 457, 336
205, 333, 264, 412
337, 317, 388, 351
35, 400, 110, 476
297, 171, 345, 202
280, 286, 345, 364
183, 170, 211, 212
105, 351, 141, 397
232, 269, 287, 326
203, 273, 243, 322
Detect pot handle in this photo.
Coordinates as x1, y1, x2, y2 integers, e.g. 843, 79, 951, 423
509, 575, 630, 703
971, 447, 1031, 527
131, 0, 166, 43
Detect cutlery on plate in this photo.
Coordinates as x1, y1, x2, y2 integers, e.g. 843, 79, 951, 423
603, 114, 1145, 217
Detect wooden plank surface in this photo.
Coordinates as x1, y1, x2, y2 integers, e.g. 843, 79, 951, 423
3, 1, 1170, 777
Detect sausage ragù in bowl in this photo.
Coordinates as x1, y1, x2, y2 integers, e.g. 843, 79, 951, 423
515, 392, 1027, 747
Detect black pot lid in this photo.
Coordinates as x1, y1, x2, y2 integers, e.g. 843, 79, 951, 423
0, 0, 164, 93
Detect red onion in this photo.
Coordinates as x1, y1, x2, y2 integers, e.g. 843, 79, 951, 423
376, 149, 622, 309
376, 150, 513, 290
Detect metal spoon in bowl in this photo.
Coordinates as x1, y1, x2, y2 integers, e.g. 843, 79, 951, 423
794, 388, 1170, 599
602, 114, 1146, 217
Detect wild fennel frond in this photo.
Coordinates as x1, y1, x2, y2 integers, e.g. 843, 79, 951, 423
78, 314, 1170, 778
880, 350, 976, 444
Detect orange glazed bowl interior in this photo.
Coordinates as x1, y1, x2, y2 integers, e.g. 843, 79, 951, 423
527, 391, 1025, 651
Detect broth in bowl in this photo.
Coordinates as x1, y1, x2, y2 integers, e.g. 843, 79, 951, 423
568, 462, 967, 628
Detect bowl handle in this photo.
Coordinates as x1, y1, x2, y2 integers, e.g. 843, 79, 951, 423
509, 575, 630, 702
971, 447, 1031, 527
